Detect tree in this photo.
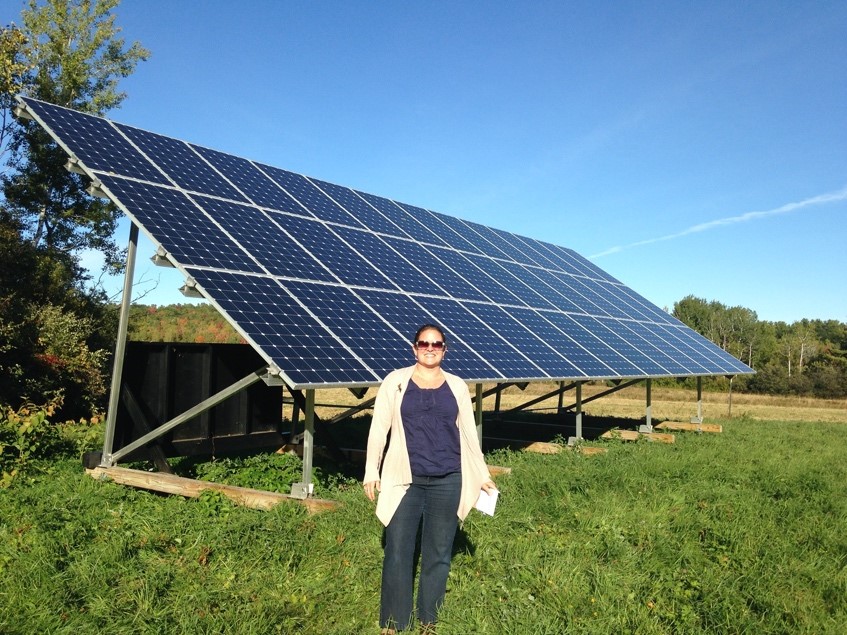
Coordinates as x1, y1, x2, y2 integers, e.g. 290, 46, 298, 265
2, 0, 149, 268
0, 0, 147, 415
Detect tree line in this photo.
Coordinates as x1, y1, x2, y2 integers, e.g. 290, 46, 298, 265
127, 304, 244, 345
672, 296, 846, 398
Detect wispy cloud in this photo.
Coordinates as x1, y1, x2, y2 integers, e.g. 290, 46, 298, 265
590, 186, 847, 259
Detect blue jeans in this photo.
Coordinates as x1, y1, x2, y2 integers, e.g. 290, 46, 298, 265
380, 472, 462, 630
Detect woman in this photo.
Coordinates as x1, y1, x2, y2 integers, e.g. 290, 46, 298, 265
364, 324, 497, 634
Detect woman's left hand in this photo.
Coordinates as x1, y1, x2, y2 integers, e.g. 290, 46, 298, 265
481, 480, 497, 494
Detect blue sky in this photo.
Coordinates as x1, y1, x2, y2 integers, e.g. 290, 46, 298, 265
8, 1, 846, 323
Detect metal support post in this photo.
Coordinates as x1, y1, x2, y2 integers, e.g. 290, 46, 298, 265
494, 383, 502, 414
557, 381, 565, 412
639, 378, 653, 433
291, 389, 315, 499
691, 376, 704, 424
568, 381, 584, 446
475, 383, 484, 445
101, 223, 139, 466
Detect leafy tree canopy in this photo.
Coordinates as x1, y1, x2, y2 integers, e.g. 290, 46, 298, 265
1, 0, 149, 269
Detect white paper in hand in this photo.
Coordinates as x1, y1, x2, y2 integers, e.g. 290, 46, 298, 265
474, 488, 499, 516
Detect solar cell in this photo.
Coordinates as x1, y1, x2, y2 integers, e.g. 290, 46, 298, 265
23, 100, 169, 184
187, 269, 378, 386
542, 312, 646, 377
116, 124, 247, 201
17, 95, 754, 388
98, 175, 262, 272
310, 178, 414, 237
261, 166, 366, 228
191, 196, 335, 282
192, 145, 307, 215
354, 192, 427, 241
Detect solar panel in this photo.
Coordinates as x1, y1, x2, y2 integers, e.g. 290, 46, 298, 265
17, 96, 754, 389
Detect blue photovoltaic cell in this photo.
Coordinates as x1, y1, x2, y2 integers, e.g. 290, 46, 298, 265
565, 276, 633, 320
570, 314, 665, 376
613, 285, 676, 325
595, 281, 656, 322
392, 202, 454, 248
599, 318, 685, 374
464, 220, 531, 264
471, 258, 556, 309
414, 296, 543, 380
277, 215, 396, 289
542, 312, 645, 377
617, 321, 697, 375
116, 124, 248, 201
99, 175, 262, 272
355, 192, 427, 241
383, 239, 491, 302
259, 166, 366, 228
332, 227, 442, 294
525, 240, 587, 277
507, 234, 566, 271
565, 248, 622, 283
503, 307, 600, 377
419, 209, 484, 254
426, 246, 524, 306
18, 95, 754, 387
190, 195, 335, 282
481, 226, 552, 269
664, 325, 751, 374
638, 322, 711, 374
188, 269, 377, 385
25, 100, 169, 184
282, 281, 408, 378
497, 261, 580, 310
550, 243, 618, 283
192, 145, 308, 215
461, 301, 579, 377
521, 268, 589, 314
310, 178, 407, 237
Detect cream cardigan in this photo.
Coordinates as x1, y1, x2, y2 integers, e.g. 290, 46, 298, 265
364, 365, 492, 526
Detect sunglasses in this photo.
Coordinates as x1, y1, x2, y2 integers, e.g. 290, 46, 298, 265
415, 340, 446, 351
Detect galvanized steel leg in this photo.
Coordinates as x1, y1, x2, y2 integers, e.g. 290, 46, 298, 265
639, 378, 653, 433
291, 389, 315, 499
691, 376, 704, 424
101, 223, 138, 466
475, 383, 483, 445
568, 381, 584, 446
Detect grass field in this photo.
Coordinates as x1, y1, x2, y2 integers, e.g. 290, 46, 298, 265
1, 390, 845, 633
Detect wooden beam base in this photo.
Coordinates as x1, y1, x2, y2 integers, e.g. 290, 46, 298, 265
523, 441, 608, 455
86, 466, 338, 514
600, 429, 676, 443
656, 421, 722, 433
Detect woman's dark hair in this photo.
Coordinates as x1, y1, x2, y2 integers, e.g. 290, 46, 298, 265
413, 323, 447, 345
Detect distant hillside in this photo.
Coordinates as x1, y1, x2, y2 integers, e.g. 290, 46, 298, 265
128, 304, 244, 344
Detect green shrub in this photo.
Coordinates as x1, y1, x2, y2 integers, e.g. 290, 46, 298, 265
0, 399, 63, 485
192, 451, 304, 493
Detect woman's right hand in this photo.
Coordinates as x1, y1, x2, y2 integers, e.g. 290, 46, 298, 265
363, 480, 381, 501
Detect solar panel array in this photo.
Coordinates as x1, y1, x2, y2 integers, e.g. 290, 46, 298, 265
17, 96, 753, 388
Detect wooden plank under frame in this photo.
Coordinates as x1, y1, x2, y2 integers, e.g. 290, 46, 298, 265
656, 421, 723, 433
86, 466, 338, 514
600, 429, 675, 443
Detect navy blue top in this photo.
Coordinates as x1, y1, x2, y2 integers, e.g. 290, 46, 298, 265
401, 379, 461, 476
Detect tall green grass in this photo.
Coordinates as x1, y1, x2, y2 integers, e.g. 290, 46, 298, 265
1, 417, 845, 634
